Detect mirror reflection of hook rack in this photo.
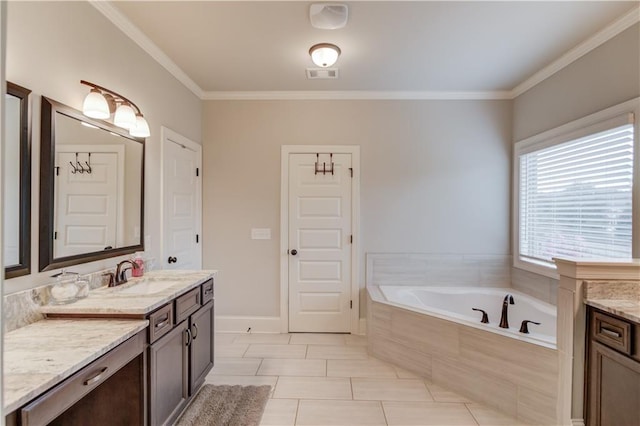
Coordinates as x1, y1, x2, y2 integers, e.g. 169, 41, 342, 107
69, 152, 92, 175
314, 153, 334, 175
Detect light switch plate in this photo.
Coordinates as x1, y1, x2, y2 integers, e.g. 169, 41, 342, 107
251, 228, 271, 240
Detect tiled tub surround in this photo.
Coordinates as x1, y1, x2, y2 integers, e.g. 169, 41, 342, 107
366, 253, 512, 287
379, 285, 557, 347
367, 286, 559, 425
512, 267, 559, 305
3, 318, 148, 412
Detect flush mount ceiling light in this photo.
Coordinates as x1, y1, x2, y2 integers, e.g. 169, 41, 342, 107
309, 43, 341, 68
310, 4, 348, 29
80, 80, 151, 138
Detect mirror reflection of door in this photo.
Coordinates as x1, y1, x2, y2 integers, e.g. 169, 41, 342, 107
54, 145, 124, 258
3, 93, 21, 266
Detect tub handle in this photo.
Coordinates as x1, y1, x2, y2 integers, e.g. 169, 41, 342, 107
472, 308, 489, 324
519, 320, 541, 334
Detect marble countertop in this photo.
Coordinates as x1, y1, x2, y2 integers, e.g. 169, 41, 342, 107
585, 299, 640, 323
3, 318, 148, 413
584, 280, 640, 324
41, 270, 216, 317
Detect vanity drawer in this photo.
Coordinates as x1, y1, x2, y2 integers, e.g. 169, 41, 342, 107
592, 311, 631, 355
175, 287, 201, 324
20, 331, 145, 426
201, 279, 214, 304
149, 303, 174, 344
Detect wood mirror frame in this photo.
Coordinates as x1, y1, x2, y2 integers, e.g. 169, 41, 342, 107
39, 96, 145, 272
5, 82, 32, 279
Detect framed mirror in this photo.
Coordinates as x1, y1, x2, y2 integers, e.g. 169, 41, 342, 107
40, 97, 145, 272
4, 82, 32, 279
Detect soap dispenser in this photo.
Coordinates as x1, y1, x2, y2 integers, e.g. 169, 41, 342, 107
132, 252, 145, 277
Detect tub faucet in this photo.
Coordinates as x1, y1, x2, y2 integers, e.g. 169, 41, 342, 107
499, 294, 514, 329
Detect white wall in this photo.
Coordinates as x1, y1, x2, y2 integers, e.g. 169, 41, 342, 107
202, 99, 512, 318
4, 1, 202, 293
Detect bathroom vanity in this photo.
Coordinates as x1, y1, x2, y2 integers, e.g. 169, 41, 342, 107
4, 270, 216, 426
585, 303, 640, 426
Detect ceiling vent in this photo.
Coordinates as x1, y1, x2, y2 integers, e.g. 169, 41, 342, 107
309, 4, 348, 29
306, 68, 339, 79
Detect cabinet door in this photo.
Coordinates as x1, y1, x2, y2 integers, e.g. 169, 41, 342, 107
189, 301, 214, 394
588, 341, 640, 426
149, 321, 189, 426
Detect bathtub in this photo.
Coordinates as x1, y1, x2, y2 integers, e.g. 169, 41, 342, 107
379, 285, 556, 347
367, 285, 559, 424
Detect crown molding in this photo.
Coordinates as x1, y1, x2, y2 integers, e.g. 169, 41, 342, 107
512, 5, 640, 98
201, 90, 513, 101
91, 2, 638, 102
89, 0, 204, 99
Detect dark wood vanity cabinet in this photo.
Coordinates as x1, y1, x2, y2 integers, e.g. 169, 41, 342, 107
586, 307, 640, 426
149, 280, 215, 426
189, 301, 215, 394
149, 321, 189, 426
18, 331, 146, 426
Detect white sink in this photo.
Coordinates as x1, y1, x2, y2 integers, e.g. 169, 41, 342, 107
115, 279, 178, 295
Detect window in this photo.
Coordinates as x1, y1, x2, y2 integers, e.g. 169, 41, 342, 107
514, 100, 639, 276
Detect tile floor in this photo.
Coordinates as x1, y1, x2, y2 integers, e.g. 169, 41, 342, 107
205, 333, 524, 426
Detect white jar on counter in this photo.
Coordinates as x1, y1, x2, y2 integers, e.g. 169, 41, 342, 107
49, 271, 79, 304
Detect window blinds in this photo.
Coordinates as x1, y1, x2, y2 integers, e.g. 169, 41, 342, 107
518, 119, 635, 265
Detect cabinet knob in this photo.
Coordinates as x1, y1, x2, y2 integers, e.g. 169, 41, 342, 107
168, 256, 177, 264
290, 249, 297, 256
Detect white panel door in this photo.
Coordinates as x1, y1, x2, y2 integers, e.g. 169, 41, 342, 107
288, 153, 352, 332
162, 133, 201, 270
54, 150, 122, 257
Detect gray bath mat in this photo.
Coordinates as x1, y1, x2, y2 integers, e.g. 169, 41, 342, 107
175, 384, 271, 426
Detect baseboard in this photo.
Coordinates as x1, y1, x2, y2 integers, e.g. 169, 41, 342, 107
571, 419, 585, 426
359, 318, 367, 335
215, 315, 281, 333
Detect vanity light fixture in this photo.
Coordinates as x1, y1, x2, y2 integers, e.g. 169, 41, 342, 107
80, 80, 150, 137
309, 43, 341, 68
113, 102, 136, 130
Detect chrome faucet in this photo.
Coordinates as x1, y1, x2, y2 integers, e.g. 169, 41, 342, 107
499, 294, 514, 329
114, 260, 139, 286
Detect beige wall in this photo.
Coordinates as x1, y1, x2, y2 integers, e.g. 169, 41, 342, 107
513, 23, 640, 141
4, 1, 202, 293
203, 100, 512, 317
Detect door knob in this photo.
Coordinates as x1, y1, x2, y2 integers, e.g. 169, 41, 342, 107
168, 256, 177, 264
290, 249, 297, 256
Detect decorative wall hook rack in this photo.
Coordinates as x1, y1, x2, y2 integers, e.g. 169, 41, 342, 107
69, 152, 92, 175
314, 153, 334, 175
